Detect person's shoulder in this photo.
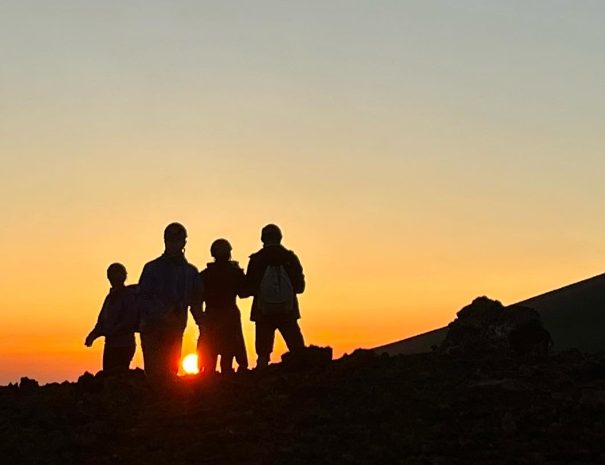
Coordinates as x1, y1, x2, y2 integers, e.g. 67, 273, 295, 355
144, 256, 164, 269
229, 261, 245, 273
180, 257, 197, 273
200, 265, 211, 277
186, 262, 198, 274
281, 246, 299, 260
124, 284, 138, 294
249, 248, 263, 260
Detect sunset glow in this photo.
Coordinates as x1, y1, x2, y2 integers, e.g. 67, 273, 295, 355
181, 354, 199, 375
1, 2, 605, 384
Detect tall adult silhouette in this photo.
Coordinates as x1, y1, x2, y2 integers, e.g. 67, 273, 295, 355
243, 224, 306, 368
138, 223, 200, 379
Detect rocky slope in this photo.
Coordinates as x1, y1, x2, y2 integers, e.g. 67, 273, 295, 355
1, 347, 605, 465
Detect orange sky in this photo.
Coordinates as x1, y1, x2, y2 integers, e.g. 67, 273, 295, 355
1, 2, 605, 384
1, 212, 603, 384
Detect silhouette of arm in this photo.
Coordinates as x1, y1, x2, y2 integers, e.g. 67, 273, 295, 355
85, 296, 109, 346
235, 265, 247, 298
240, 256, 260, 298
138, 262, 167, 322
190, 274, 205, 326
288, 252, 305, 294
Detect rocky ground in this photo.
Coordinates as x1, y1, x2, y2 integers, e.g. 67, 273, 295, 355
1, 347, 605, 465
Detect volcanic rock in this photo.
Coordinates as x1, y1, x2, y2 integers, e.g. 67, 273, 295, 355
1, 350, 605, 464
18, 377, 39, 391
281, 345, 333, 370
439, 296, 552, 356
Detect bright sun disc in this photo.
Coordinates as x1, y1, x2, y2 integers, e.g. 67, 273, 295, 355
182, 353, 199, 375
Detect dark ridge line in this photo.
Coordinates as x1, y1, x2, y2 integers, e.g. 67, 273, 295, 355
515, 272, 605, 305
373, 272, 605, 353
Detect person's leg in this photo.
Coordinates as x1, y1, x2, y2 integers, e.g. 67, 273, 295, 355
197, 327, 214, 373
204, 322, 221, 373
255, 318, 276, 368
234, 318, 249, 370
103, 344, 134, 374
142, 328, 179, 379
119, 344, 136, 370
102, 345, 119, 372
277, 317, 305, 353
219, 353, 234, 374
167, 329, 183, 376
141, 330, 163, 378
202, 340, 218, 373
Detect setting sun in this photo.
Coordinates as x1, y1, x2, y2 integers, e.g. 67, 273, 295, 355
181, 353, 199, 375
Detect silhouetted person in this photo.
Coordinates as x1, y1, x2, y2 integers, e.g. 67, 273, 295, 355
197, 239, 248, 374
85, 263, 138, 373
242, 224, 306, 368
138, 223, 200, 379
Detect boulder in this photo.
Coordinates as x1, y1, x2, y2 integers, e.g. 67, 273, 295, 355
440, 296, 552, 356
281, 345, 333, 370
18, 377, 39, 391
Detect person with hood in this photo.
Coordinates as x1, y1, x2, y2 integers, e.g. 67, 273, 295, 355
242, 224, 306, 368
197, 239, 248, 374
85, 263, 138, 373
138, 223, 201, 379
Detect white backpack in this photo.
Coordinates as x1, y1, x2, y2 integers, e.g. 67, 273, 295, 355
258, 265, 295, 315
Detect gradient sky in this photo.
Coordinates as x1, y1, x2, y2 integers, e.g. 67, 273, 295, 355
1, 1, 604, 384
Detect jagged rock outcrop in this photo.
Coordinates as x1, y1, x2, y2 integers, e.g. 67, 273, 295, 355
18, 377, 39, 391
440, 296, 552, 355
281, 345, 333, 370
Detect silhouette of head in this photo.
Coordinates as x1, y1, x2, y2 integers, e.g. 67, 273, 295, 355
210, 238, 232, 261
107, 263, 127, 288
164, 222, 187, 256
261, 224, 282, 246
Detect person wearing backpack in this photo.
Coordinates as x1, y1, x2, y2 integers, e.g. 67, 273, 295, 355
197, 238, 248, 374
242, 224, 306, 369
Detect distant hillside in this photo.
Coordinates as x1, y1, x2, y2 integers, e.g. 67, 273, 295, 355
374, 273, 605, 356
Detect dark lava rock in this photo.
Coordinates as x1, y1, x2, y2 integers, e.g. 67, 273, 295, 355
281, 345, 333, 370
2, 345, 605, 464
18, 377, 39, 391
76, 371, 103, 396
440, 296, 552, 356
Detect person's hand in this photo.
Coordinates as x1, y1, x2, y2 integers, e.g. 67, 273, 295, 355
199, 313, 210, 329
84, 333, 95, 347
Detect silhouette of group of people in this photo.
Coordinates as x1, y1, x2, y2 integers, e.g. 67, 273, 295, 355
85, 223, 306, 379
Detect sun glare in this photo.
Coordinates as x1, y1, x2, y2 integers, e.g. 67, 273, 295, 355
182, 353, 199, 375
